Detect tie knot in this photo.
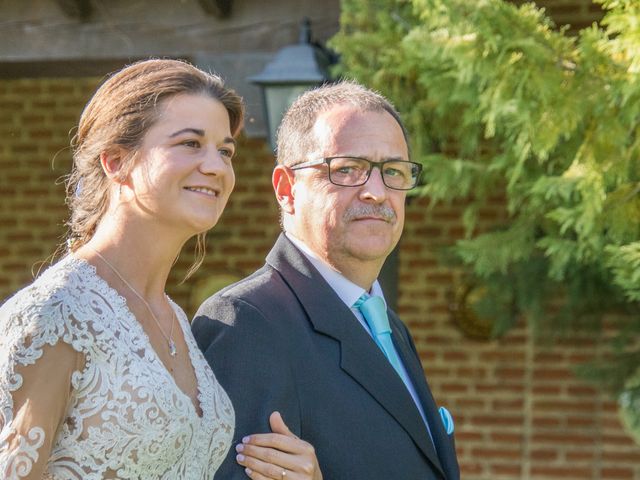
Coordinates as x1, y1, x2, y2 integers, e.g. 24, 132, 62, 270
352, 293, 369, 309
354, 294, 391, 335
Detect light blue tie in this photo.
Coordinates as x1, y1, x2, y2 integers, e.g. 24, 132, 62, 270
354, 294, 413, 389
354, 293, 437, 446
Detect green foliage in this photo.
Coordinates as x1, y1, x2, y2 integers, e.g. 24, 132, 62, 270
331, 0, 640, 441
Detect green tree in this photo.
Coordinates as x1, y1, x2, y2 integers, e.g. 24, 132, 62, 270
331, 0, 640, 442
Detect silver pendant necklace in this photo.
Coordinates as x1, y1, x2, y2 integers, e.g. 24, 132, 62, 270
88, 246, 178, 357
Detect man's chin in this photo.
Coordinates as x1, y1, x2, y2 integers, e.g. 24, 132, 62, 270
346, 239, 398, 262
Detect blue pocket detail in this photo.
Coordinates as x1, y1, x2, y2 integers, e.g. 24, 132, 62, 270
439, 406, 454, 435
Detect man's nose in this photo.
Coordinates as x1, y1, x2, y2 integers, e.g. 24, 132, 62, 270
360, 167, 388, 201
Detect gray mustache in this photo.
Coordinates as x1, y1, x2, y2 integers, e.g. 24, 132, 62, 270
344, 205, 396, 223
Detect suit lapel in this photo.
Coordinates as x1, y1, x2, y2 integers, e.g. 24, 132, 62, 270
267, 235, 445, 477
389, 311, 460, 480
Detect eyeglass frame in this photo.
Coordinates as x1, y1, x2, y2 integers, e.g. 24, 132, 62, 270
288, 156, 423, 191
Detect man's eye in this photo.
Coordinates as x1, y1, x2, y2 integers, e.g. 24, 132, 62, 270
182, 140, 201, 148
383, 167, 402, 177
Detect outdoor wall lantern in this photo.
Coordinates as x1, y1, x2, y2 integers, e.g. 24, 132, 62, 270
249, 18, 334, 151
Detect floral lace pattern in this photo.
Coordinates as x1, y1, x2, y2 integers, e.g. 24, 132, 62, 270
0, 256, 234, 479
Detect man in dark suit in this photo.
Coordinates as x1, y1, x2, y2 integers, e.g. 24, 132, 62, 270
192, 81, 460, 480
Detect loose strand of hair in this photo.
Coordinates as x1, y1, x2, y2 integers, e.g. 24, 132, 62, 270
182, 232, 207, 283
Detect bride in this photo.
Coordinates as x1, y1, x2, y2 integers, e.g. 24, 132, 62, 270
0, 58, 322, 480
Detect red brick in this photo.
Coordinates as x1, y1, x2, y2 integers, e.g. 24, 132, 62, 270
11, 84, 42, 95
533, 367, 574, 381
455, 431, 484, 442
530, 449, 558, 461
495, 367, 526, 379
441, 383, 469, 394
10, 144, 38, 154
472, 446, 522, 458
490, 432, 523, 445
459, 462, 484, 475
532, 417, 562, 427
472, 414, 524, 427
414, 226, 443, 236
531, 466, 593, 478
566, 450, 595, 462
532, 433, 594, 445
603, 451, 640, 462
602, 434, 638, 446
479, 351, 525, 362
219, 245, 248, 255
476, 383, 525, 394
492, 398, 524, 410
599, 467, 635, 479
454, 399, 486, 410
490, 464, 522, 476
20, 114, 45, 124
534, 399, 597, 412
567, 385, 598, 396
532, 385, 562, 395
28, 129, 53, 139
566, 415, 597, 427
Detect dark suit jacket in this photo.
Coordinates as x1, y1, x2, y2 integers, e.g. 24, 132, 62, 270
192, 234, 460, 480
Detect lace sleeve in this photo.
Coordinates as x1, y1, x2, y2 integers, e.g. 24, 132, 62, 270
0, 300, 85, 480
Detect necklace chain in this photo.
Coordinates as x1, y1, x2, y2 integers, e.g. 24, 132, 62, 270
88, 247, 178, 357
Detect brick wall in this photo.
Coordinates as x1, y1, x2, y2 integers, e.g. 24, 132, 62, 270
0, 78, 93, 295
1, 74, 639, 479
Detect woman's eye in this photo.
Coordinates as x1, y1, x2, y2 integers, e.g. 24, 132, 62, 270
182, 140, 201, 148
219, 148, 234, 159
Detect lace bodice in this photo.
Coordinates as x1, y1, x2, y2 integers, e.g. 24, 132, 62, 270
0, 256, 234, 479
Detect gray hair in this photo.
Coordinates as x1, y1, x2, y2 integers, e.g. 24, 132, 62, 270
275, 80, 408, 167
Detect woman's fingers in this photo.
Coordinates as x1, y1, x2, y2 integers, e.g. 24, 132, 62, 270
236, 441, 297, 471
237, 439, 318, 479
236, 451, 291, 479
243, 466, 284, 480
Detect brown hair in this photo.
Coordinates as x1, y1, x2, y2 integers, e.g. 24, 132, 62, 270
275, 80, 408, 167
65, 58, 244, 277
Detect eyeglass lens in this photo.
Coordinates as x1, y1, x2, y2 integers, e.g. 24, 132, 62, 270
328, 157, 419, 190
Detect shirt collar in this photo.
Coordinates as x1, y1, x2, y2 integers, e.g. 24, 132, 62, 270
285, 232, 387, 309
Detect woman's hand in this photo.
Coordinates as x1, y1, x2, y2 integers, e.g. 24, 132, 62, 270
235, 411, 322, 480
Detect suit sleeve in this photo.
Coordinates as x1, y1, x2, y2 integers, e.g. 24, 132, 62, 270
192, 295, 301, 480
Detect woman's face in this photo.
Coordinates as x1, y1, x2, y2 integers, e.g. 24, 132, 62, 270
123, 93, 236, 237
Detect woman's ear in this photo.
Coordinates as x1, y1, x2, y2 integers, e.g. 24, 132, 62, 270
272, 165, 295, 214
99, 148, 127, 180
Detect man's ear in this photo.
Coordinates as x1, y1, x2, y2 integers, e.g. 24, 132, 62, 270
273, 165, 295, 214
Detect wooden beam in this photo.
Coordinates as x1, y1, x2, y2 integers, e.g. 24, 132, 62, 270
0, 57, 174, 79
197, 0, 233, 18
54, 0, 93, 21
0, 1, 341, 62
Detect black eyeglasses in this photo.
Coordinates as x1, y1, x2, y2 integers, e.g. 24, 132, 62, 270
289, 156, 422, 191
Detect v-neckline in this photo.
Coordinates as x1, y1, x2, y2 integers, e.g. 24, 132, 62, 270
69, 255, 206, 420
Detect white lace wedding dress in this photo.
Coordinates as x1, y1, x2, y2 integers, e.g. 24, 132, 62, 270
0, 256, 234, 479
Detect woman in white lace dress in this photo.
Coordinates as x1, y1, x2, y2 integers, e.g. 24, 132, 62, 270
0, 59, 322, 480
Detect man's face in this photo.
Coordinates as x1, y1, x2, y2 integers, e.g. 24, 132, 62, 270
288, 106, 408, 274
